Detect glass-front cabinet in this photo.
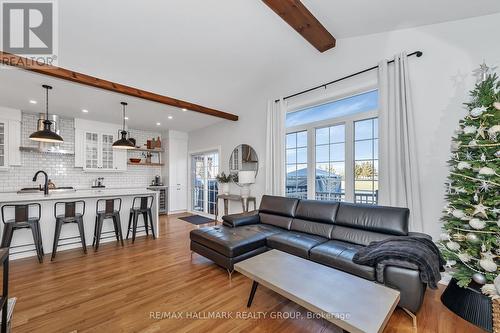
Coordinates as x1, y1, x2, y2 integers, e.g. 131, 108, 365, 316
101, 134, 114, 169
83, 131, 118, 171
85, 132, 99, 169
0, 122, 5, 168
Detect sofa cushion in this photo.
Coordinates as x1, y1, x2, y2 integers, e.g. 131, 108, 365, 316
260, 213, 293, 230
266, 231, 328, 259
330, 225, 396, 246
190, 224, 281, 257
309, 240, 376, 280
290, 219, 334, 238
335, 203, 409, 236
295, 200, 339, 224
259, 195, 299, 217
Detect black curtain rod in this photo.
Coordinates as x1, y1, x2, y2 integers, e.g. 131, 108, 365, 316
275, 51, 423, 103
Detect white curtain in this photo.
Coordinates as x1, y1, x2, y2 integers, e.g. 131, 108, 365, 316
265, 99, 287, 196
378, 52, 424, 231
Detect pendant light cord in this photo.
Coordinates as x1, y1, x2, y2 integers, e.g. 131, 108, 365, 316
122, 104, 126, 131
45, 86, 49, 119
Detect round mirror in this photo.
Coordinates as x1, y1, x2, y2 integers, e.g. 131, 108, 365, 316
229, 144, 258, 184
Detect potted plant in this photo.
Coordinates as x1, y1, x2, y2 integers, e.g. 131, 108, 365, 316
216, 172, 233, 195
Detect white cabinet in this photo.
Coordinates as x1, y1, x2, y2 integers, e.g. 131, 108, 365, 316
0, 107, 21, 169
168, 131, 188, 212
75, 119, 127, 172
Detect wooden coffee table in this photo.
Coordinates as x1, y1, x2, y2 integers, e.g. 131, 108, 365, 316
234, 250, 400, 333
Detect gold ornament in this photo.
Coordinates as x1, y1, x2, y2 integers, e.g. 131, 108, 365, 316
473, 203, 490, 219
452, 233, 466, 242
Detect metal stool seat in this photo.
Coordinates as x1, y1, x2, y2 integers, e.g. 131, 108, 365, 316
51, 201, 87, 261
93, 198, 124, 251
1, 204, 44, 263
127, 196, 156, 243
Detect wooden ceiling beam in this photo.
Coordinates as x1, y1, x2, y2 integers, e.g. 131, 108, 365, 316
0, 51, 239, 121
262, 0, 336, 53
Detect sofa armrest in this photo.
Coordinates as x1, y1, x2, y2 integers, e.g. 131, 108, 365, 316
409, 232, 432, 240
222, 211, 260, 227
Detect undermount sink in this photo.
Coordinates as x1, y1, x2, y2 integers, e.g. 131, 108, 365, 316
17, 187, 76, 194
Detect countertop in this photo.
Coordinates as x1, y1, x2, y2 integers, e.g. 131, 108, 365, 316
0, 188, 157, 203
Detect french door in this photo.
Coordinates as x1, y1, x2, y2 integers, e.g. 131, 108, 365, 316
191, 151, 219, 216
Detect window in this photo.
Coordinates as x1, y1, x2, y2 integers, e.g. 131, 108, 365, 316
354, 118, 378, 204
286, 131, 307, 199
286, 90, 378, 128
315, 124, 345, 201
286, 90, 379, 204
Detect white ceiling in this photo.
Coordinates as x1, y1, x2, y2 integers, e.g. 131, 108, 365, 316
302, 0, 500, 38
1, 0, 499, 131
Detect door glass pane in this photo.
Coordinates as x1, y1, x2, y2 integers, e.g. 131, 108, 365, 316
315, 125, 345, 201
354, 118, 378, 204
192, 155, 205, 213
192, 151, 219, 215
286, 130, 307, 199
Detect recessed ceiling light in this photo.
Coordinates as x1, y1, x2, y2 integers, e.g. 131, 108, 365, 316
156, 122, 161, 126
124, 117, 129, 120
29, 100, 37, 104
82, 109, 89, 113
168, 116, 173, 120
182, 108, 187, 112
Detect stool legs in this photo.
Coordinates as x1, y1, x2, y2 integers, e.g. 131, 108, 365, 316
113, 215, 124, 246
148, 210, 156, 239
127, 210, 155, 243
51, 220, 63, 261
76, 217, 87, 254
132, 211, 139, 243
0, 224, 13, 248
94, 215, 104, 252
28, 221, 43, 263
142, 212, 149, 235
126, 212, 133, 239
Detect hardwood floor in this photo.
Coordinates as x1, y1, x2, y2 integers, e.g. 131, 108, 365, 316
9, 214, 485, 333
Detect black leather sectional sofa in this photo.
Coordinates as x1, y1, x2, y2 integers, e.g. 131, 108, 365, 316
190, 195, 431, 313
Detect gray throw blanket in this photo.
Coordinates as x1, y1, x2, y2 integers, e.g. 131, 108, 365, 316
352, 236, 445, 289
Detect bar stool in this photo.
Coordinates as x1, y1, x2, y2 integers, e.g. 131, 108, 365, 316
93, 198, 124, 251
51, 201, 87, 261
127, 196, 156, 243
1, 203, 44, 263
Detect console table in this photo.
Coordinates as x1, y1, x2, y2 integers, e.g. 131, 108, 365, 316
215, 194, 256, 223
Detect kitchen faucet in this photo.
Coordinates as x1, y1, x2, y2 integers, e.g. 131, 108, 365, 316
33, 170, 49, 195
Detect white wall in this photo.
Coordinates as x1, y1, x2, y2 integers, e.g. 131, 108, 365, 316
188, 13, 500, 238
0, 112, 162, 192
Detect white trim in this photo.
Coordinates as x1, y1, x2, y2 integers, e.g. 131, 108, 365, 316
285, 88, 379, 202
287, 84, 378, 113
187, 146, 221, 214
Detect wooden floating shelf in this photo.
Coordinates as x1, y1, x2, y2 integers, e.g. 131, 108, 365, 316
130, 148, 164, 153
127, 162, 164, 166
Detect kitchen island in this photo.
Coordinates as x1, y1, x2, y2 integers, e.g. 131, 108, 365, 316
0, 188, 159, 260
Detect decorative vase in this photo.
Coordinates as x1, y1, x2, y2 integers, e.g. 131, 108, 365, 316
441, 278, 493, 332
220, 183, 229, 195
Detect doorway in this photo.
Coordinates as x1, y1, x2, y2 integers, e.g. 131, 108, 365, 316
191, 151, 219, 216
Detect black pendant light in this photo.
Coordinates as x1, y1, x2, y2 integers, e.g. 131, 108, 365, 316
29, 85, 64, 143
112, 102, 135, 149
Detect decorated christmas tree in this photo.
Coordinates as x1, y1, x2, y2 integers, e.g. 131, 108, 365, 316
440, 63, 500, 296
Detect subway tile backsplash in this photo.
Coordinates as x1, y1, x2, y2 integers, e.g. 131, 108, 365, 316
0, 113, 163, 192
